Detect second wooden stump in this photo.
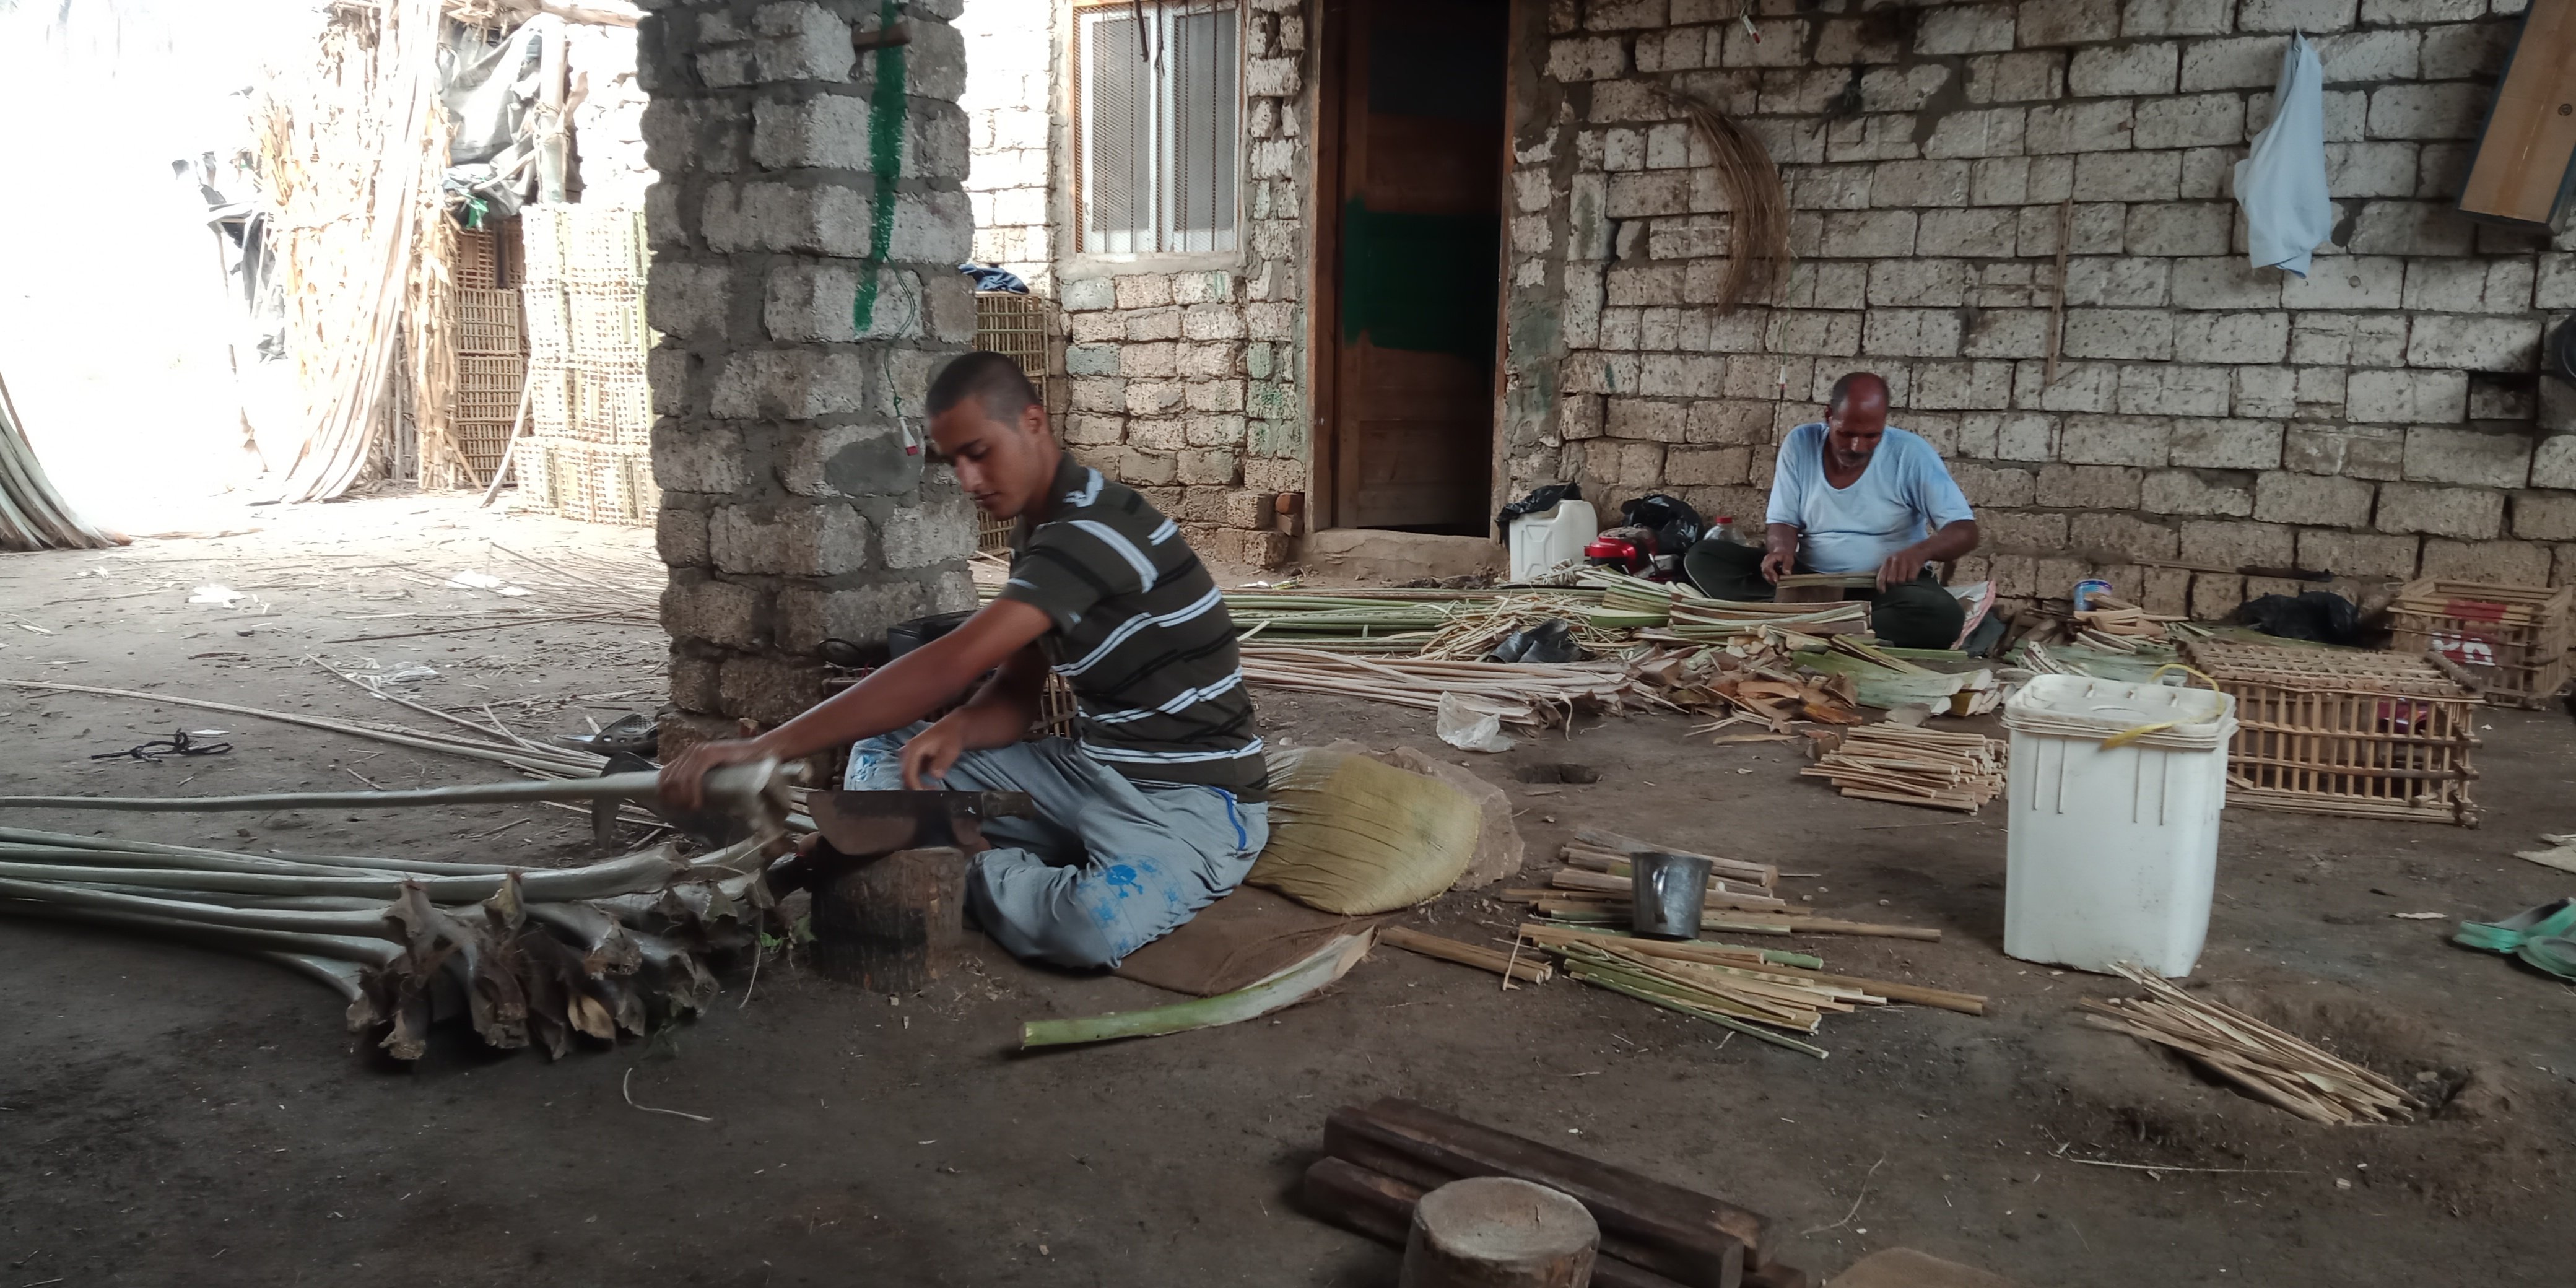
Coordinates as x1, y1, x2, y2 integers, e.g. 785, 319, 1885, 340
807, 846, 968, 994
1402, 1176, 1599, 1288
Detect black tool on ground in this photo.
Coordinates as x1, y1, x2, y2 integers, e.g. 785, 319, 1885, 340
1487, 617, 1585, 663
1493, 482, 1582, 542
90, 730, 232, 762
2235, 590, 2362, 645
557, 712, 656, 757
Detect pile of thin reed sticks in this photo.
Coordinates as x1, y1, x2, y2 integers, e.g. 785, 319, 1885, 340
1236, 647, 1669, 728
2081, 963, 2419, 1125
1802, 723, 2006, 812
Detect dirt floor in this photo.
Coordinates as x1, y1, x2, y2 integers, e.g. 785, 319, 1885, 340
3, 492, 2574, 1287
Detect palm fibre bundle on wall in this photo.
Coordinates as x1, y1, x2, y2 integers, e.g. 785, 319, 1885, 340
1659, 79, 1793, 315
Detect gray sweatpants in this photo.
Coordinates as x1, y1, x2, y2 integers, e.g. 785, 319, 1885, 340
844, 729, 1270, 970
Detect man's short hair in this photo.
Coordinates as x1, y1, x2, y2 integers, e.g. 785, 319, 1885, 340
1827, 371, 1890, 414
927, 350, 1040, 423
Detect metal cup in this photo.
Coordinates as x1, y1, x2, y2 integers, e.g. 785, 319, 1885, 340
1629, 850, 1713, 940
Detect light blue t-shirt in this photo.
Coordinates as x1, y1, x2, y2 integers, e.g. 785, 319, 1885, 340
1765, 423, 1975, 575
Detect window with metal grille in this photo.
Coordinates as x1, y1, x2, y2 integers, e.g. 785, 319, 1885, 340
1074, 0, 1240, 255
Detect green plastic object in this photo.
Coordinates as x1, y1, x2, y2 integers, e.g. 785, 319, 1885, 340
2515, 935, 2576, 983
2455, 897, 2576, 953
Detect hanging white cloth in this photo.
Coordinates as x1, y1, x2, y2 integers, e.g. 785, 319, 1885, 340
2235, 33, 2334, 277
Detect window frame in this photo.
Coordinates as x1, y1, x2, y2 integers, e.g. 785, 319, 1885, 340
1068, 0, 1247, 262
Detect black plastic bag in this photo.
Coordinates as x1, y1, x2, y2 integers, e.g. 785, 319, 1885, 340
1488, 617, 1586, 663
1494, 483, 1583, 542
2234, 591, 2361, 645
1619, 493, 1705, 555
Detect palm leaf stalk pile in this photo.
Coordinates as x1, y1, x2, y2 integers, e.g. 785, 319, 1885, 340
0, 829, 773, 1061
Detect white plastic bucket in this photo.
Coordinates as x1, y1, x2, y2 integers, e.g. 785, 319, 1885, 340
1999, 675, 2238, 977
1507, 498, 1597, 582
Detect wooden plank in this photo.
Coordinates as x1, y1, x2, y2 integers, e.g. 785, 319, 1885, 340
1331, 1099, 1772, 1271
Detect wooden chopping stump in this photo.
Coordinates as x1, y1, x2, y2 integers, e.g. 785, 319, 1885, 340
807, 846, 968, 994
1402, 1176, 1599, 1288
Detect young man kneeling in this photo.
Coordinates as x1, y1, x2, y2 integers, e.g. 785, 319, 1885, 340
660, 352, 1268, 970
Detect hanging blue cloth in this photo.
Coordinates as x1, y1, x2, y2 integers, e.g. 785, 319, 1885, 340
2235, 33, 2333, 277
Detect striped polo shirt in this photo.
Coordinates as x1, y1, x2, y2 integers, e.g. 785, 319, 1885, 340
996, 456, 1268, 801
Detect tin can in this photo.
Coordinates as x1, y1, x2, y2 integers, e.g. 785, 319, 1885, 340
2073, 578, 2112, 611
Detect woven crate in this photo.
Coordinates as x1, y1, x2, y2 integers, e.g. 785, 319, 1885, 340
978, 510, 1015, 554
974, 290, 1051, 375
563, 204, 646, 285
566, 282, 648, 370
574, 369, 653, 446
522, 284, 569, 365
454, 354, 524, 423
2387, 579, 2572, 709
525, 363, 573, 437
539, 440, 659, 526
454, 420, 516, 480
454, 227, 502, 290
520, 206, 566, 287
453, 287, 523, 355
2183, 639, 2481, 827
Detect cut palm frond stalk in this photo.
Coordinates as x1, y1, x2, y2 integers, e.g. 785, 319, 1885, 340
0, 830, 769, 1062
1021, 931, 1373, 1048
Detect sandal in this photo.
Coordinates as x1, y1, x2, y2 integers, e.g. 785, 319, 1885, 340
2516, 934, 2576, 983
2455, 897, 2576, 954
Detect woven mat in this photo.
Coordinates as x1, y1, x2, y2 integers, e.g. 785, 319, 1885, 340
1114, 885, 1379, 998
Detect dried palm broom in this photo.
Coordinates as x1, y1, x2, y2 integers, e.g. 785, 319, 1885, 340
1658, 79, 1793, 313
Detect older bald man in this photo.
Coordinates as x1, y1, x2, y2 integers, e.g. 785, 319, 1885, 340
1682, 372, 1981, 650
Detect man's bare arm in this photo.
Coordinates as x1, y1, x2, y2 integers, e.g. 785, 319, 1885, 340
658, 598, 1054, 809
1874, 518, 1980, 590
1760, 521, 1801, 583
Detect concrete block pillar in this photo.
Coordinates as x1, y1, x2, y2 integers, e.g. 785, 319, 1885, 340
637, 0, 978, 733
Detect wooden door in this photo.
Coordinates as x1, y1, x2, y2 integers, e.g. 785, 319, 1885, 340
1326, 0, 1506, 533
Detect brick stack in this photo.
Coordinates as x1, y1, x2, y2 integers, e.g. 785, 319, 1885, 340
637, 0, 980, 731
1503, 0, 2575, 618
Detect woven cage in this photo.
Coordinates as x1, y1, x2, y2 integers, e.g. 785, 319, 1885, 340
1037, 673, 1077, 739
454, 227, 502, 290
2387, 579, 2572, 710
454, 354, 524, 422
2183, 639, 2481, 827
562, 204, 647, 284
454, 420, 515, 479
452, 287, 523, 355
524, 363, 572, 437
523, 439, 658, 526
567, 283, 648, 370
573, 368, 652, 446
522, 285, 569, 365
520, 206, 565, 286
973, 290, 1065, 416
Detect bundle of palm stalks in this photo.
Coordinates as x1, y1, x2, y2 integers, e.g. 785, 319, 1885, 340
0, 827, 767, 1061
2070, 593, 2185, 651
1517, 921, 1985, 1058
2081, 963, 2419, 1125
1237, 647, 1669, 727
1586, 571, 1871, 643
1802, 722, 2006, 812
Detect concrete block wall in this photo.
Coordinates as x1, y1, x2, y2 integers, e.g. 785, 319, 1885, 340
959, 0, 1053, 287
962, 0, 1310, 569
569, 24, 658, 205
1503, 0, 2576, 617
638, 0, 980, 729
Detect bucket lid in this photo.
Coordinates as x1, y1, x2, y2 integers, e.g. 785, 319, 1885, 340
2002, 674, 2237, 747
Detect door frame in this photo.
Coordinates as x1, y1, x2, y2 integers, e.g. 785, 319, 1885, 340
1305, 0, 1514, 535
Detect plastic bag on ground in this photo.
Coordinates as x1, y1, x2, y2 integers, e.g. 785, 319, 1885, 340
1435, 693, 1515, 753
